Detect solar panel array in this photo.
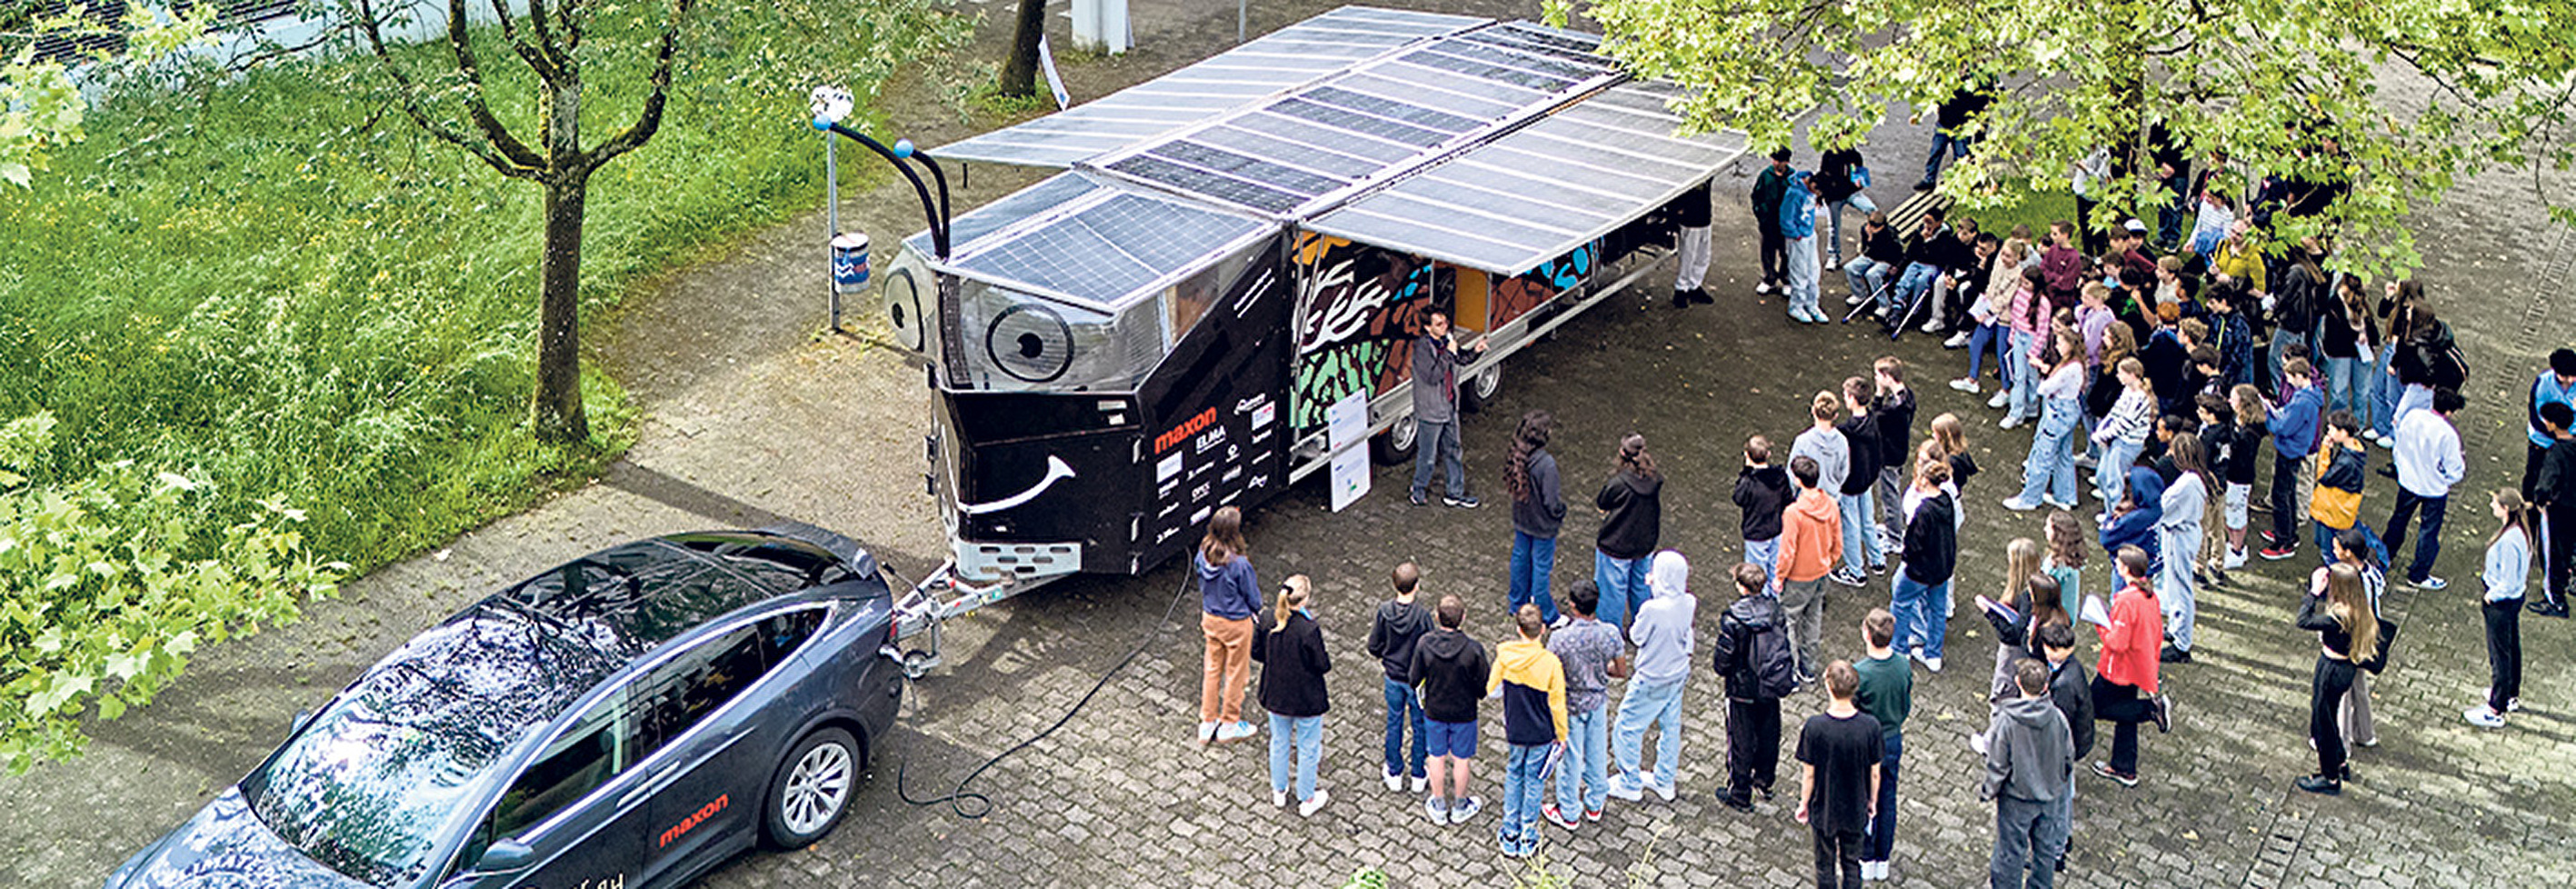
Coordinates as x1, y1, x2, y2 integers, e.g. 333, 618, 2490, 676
1093, 21, 1622, 217
933, 6, 1484, 168
1305, 81, 1752, 275
948, 187, 1266, 308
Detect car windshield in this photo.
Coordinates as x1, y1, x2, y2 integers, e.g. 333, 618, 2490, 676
240, 603, 635, 885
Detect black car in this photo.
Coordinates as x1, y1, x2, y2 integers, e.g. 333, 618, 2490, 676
107, 526, 905, 889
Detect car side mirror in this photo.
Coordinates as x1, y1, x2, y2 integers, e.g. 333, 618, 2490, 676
476, 840, 534, 873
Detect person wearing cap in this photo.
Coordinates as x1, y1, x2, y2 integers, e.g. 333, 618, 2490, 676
2522, 348, 2576, 501
1752, 148, 1796, 297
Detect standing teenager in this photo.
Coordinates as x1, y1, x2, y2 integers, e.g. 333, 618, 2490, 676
1367, 563, 1434, 792
1196, 506, 1262, 744
1594, 435, 1665, 629
1507, 411, 1568, 624
2090, 546, 2171, 787
2293, 564, 2379, 794
1544, 582, 1625, 829
2006, 327, 2088, 511
1612, 552, 1700, 803
1776, 455, 1844, 682
1798, 662, 1885, 889
1853, 610, 1913, 882
1753, 149, 1795, 295
2091, 358, 2156, 511
1874, 357, 1921, 553
2383, 388, 2467, 590
1253, 574, 1333, 816
1737, 435, 1794, 584
1838, 377, 1889, 584
1488, 604, 1568, 857
2531, 402, 2576, 617
1714, 561, 1789, 812
2157, 435, 2210, 663
2467, 491, 2531, 728
1894, 457, 1960, 672
1412, 595, 1491, 824
1984, 658, 2077, 889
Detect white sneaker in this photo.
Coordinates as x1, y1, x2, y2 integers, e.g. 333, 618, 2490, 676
2464, 705, 2506, 729
1651, 777, 1678, 802
1449, 795, 1483, 824
2042, 497, 2079, 511
1217, 720, 1258, 743
1968, 731, 1990, 755
1198, 722, 1218, 744
1944, 332, 1974, 349
1921, 318, 1943, 334
1863, 860, 1888, 881
1409, 774, 1428, 794
1273, 789, 1289, 808
1922, 655, 1944, 673
2223, 547, 2248, 570
1608, 774, 1646, 801
1849, 292, 1869, 306
2375, 434, 2396, 449
1384, 771, 1404, 792
1949, 376, 1980, 393
1986, 391, 2011, 409
1424, 795, 1450, 824
1299, 787, 1332, 817
1758, 283, 1776, 295
1550, 614, 1573, 630
2002, 496, 2040, 512
1999, 415, 2023, 430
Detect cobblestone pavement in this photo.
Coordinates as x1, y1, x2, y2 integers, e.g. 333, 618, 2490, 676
10, 2, 2576, 887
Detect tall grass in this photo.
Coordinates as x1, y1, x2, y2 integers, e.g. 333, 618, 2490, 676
0, 0, 968, 572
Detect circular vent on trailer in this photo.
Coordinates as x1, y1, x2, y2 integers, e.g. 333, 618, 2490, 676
882, 267, 930, 355
984, 303, 1075, 384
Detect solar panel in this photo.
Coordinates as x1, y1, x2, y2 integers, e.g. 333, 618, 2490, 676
1146, 141, 1348, 196
1438, 38, 1601, 82
908, 173, 1102, 255
1267, 97, 1450, 148
1232, 111, 1420, 164
959, 218, 1155, 304
1191, 125, 1384, 179
1104, 155, 1307, 215
1398, 47, 1572, 92
1303, 85, 1487, 134
1069, 194, 1263, 275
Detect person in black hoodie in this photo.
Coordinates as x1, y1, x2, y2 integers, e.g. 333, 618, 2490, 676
1367, 563, 1435, 793
1842, 210, 1906, 308
1816, 145, 1878, 271
1594, 435, 1665, 629
1411, 594, 1493, 824
1872, 357, 1919, 553
2530, 403, 2576, 617
1893, 458, 1959, 673
1253, 574, 1333, 814
1834, 378, 1887, 586
2037, 621, 2092, 875
1735, 435, 1793, 586
1753, 149, 1795, 295
1713, 562, 1789, 812
1507, 411, 1568, 625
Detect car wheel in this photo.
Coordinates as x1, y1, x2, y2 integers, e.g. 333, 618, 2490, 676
1370, 416, 1418, 466
763, 727, 859, 849
1459, 363, 1503, 414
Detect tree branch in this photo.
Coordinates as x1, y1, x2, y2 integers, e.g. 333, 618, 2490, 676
588, 0, 698, 168
487, 0, 561, 85
440, 0, 549, 171
354, 0, 542, 178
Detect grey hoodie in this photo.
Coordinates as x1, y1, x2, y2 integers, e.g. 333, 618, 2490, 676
1628, 551, 1698, 684
1981, 694, 2076, 803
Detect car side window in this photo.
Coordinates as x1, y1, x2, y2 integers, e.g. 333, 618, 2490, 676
632, 625, 764, 755
759, 607, 827, 665
486, 685, 636, 843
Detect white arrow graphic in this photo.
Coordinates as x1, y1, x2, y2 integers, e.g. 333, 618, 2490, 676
960, 455, 1077, 515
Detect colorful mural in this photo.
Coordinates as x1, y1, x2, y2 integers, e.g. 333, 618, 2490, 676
1291, 234, 1433, 433
1493, 242, 1596, 323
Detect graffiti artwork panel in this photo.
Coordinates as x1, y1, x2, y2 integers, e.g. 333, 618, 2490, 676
1291, 234, 1433, 435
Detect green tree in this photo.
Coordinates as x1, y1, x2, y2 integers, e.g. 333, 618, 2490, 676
1552, 0, 2576, 276
0, 415, 344, 774
1, 2, 212, 189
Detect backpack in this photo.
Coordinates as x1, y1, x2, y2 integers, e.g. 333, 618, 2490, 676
1751, 618, 1800, 699
2431, 321, 2470, 390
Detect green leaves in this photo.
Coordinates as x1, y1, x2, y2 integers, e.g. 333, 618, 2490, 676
1568, 0, 2576, 279
0, 415, 343, 774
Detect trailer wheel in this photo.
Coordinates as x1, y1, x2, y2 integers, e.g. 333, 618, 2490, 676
1370, 417, 1418, 465
1459, 364, 1503, 414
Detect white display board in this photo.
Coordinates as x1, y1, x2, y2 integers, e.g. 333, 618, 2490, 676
1327, 392, 1372, 513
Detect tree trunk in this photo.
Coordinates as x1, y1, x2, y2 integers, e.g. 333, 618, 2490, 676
534, 172, 589, 443
999, 0, 1046, 97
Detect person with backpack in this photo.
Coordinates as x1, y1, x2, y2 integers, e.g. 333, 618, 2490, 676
1610, 551, 1698, 803
1713, 560, 1796, 813
1893, 456, 1959, 673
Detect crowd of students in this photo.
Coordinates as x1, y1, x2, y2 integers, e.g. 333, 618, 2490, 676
1165, 129, 2567, 889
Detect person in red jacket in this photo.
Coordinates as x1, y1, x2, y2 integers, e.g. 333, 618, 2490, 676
2088, 546, 2172, 787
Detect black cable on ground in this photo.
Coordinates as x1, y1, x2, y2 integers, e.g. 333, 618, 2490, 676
895, 569, 1196, 819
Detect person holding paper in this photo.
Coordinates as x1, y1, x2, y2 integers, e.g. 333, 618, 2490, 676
2087, 546, 2169, 788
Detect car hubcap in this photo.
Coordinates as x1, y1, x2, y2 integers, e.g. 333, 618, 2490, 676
782, 741, 851, 835
1390, 416, 1416, 451
1470, 365, 1502, 399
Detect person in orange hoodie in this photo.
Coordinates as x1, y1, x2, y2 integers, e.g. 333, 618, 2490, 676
1773, 454, 1845, 683
2088, 545, 2171, 787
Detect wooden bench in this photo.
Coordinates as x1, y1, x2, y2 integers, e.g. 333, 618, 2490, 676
1884, 188, 1954, 236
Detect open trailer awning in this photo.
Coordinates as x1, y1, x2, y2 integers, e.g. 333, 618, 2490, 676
931, 5, 1485, 168
1301, 82, 1751, 276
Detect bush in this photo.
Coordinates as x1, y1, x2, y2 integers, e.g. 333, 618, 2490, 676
0, 414, 345, 773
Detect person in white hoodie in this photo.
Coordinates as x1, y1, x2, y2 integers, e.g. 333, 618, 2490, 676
1609, 551, 1698, 802
2157, 435, 2210, 663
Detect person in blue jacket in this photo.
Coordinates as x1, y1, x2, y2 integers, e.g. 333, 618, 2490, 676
2100, 466, 2166, 576
1781, 169, 1824, 323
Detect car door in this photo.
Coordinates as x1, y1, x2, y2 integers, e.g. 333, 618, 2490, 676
631, 623, 771, 887
440, 684, 652, 889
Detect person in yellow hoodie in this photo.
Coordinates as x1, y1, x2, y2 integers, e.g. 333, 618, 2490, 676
1489, 604, 1568, 859
2309, 411, 2371, 565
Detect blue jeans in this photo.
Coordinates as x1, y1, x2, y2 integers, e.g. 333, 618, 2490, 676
2382, 489, 2448, 584
1892, 573, 1949, 660
2017, 396, 2082, 504
2324, 356, 2363, 416
1744, 536, 1780, 586
1593, 550, 1651, 629
1828, 193, 1880, 259
1892, 262, 1942, 316
1966, 323, 2009, 381
2158, 524, 2202, 651
1838, 491, 1881, 574
1503, 744, 1549, 849
1844, 256, 1893, 304
2005, 330, 2039, 421
1554, 706, 1610, 814
1267, 713, 1322, 801
1410, 416, 1464, 500
1508, 531, 1562, 624
2368, 351, 2399, 438
1921, 131, 1972, 186
1865, 733, 1902, 863
2094, 438, 2143, 507
1382, 678, 1427, 779
1612, 674, 1686, 788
